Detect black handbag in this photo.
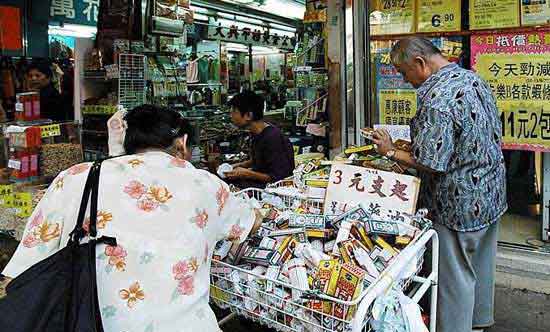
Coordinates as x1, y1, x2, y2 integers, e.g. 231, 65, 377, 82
0, 159, 116, 332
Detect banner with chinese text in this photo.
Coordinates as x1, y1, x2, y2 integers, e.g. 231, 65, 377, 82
417, 0, 461, 33
469, 0, 520, 30
324, 164, 420, 216
207, 25, 296, 51
50, 0, 99, 26
471, 30, 550, 151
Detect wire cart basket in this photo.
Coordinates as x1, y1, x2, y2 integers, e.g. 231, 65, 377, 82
211, 191, 439, 332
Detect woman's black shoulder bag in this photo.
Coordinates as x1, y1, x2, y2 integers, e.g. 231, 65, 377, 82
0, 159, 116, 332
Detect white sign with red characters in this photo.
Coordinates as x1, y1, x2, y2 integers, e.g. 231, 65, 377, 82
324, 164, 420, 216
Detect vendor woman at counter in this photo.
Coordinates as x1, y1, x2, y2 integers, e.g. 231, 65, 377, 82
225, 91, 295, 188
27, 61, 71, 121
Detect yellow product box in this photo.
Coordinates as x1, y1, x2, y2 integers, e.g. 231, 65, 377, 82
351, 224, 374, 251
333, 262, 366, 320
372, 235, 399, 257
305, 179, 329, 188
312, 259, 341, 313
306, 228, 334, 239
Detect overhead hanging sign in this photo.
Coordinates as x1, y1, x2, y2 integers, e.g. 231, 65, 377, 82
417, 0, 461, 33
469, 0, 520, 30
50, 0, 99, 26
471, 30, 550, 152
324, 164, 420, 216
207, 24, 296, 51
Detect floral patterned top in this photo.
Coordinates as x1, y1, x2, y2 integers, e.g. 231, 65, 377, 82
3, 151, 256, 332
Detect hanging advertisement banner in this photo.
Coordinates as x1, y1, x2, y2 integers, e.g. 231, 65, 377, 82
0, 6, 22, 51
369, 0, 416, 35
471, 30, 550, 152
372, 38, 462, 125
417, 0, 461, 33
521, 0, 550, 26
469, 0, 520, 30
207, 24, 296, 51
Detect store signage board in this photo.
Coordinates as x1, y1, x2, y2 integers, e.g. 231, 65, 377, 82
521, 1, 550, 26
324, 164, 420, 216
471, 29, 550, 152
417, 0, 461, 33
469, 0, 520, 30
207, 24, 296, 51
50, 0, 99, 26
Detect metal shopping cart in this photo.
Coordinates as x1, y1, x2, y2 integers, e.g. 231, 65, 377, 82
211, 189, 439, 332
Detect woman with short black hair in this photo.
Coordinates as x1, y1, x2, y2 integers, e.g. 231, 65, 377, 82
26, 61, 70, 121
2, 104, 261, 332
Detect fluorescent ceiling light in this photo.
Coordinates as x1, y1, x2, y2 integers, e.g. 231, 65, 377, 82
49, 24, 97, 38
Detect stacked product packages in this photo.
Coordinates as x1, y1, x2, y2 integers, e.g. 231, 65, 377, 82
210, 193, 429, 331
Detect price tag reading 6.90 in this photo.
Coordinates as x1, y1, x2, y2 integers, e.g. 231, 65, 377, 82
417, 0, 461, 33
432, 13, 456, 27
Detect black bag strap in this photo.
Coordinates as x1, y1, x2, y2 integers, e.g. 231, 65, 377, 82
69, 156, 121, 244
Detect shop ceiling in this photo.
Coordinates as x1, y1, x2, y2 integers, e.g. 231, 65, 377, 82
192, 0, 304, 29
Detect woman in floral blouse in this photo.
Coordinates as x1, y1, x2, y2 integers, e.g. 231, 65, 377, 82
2, 105, 261, 332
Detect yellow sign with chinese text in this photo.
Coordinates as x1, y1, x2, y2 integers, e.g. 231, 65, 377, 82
0, 184, 14, 208
370, 0, 416, 35
470, 0, 520, 30
417, 0, 461, 33
378, 89, 417, 125
475, 53, 550, 151
40, 124, 61, 138
14, 192, 32, 218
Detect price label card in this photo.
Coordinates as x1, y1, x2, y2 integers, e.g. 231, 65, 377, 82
417, 0, 461, 33
0, 184, 14, 197
2, 193, 15, 208
40, 124, 61, 138
14, 192, 32, 217
8, 159, 21, 170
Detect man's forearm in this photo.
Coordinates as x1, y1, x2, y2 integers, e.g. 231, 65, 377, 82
234, 160, 253, 169
393, 150, 437, 173
244, 169, 272, 183
0, 276, 11, 299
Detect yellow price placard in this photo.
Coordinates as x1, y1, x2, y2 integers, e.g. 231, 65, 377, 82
378, 89, 417, 125
417, 0, 461, 33
14, 192, 33, 218
2, 193, 15, 208
369, 0, 416, 35
469, 0, 520, 30
40, 124, 61, 138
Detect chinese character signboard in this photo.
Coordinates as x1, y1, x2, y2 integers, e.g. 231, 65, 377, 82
378, 89, 417, 125
521, 1, 550, 26
471, 30, 550, 152
207, 24, 296, 51
324, 164, 420, 216
50, 0, 99, 26
469, 0, 520, 30
417, 0, 461, 33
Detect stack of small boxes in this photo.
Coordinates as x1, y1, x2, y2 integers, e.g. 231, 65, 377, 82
211, 202, 422, 330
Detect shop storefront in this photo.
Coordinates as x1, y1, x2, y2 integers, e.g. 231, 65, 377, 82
343, 0, 550, 251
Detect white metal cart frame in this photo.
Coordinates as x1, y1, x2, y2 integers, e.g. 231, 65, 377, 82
210, 188, 440, 332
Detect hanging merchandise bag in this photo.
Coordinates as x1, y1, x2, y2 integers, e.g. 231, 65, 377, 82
0, 160, 115, 332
